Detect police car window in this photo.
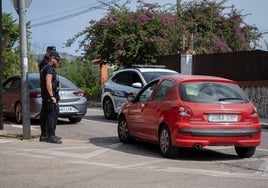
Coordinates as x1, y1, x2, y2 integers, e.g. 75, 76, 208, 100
142, 71, 177, 83
139, 81, 158, 103
132, 72, 142, 85
112, 71, 132, 86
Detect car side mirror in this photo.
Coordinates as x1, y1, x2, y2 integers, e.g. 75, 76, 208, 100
127, 95, 136, 103
132, 82, 142, 88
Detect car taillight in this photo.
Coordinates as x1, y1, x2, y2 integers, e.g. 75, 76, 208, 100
73, 91, 85, 97
30, 91, 42, 98
250, 106, 259, 123
177, 106, 193, 122
178, 106, 193, 117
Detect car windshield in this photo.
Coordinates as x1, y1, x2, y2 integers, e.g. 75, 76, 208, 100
179, 82, 249, 103
142, 71, 178, 83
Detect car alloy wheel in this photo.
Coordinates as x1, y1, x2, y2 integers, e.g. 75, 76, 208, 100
15, 102, 23, 124
118, 116, 133, 144
159, 126, 178, 158
103, 97, 117, 120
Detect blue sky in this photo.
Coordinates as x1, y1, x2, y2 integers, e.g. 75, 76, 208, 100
2, 0, 268, 55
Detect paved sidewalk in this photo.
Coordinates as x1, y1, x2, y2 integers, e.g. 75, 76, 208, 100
0, 122, 41, 139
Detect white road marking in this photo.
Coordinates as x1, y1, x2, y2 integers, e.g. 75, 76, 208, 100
7, 143, 122, 160
116, 159, 168, 169
153, 166, 268, 179
11, 124, 40, 131
70, 157, 268, 180
1, 143, 268, 180
0, 139, 11, 143
71, 161, 118, 168
83, 118, 116, 125
256, 148, 268, 152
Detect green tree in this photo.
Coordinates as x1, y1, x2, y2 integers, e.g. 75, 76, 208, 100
2, 12, 20, 79
2, 12, 35, 79
57, 58, 101, 101
67, 0, 261, 68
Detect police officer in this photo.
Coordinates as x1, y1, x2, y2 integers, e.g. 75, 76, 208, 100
40, 51, 62, 144
39, 46, 57, 142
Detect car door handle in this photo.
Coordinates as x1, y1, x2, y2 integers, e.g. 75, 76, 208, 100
141, 103, 147, 112
156, 107, 161, 112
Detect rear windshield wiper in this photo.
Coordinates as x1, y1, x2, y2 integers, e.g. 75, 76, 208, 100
218, 97, 244, 101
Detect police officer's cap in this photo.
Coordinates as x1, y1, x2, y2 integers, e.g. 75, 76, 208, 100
50, 51, 61, 61
46, 46, 56, 52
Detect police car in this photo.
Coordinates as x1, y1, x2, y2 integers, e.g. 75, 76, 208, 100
101, 65, 179, 119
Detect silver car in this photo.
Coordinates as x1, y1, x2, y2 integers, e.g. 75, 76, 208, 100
3, 73, 87, 124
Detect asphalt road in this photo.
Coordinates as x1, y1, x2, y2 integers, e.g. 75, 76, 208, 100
0, 107, 268, 188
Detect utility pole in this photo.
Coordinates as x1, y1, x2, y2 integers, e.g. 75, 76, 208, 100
0, 0, 3, 130
19, 0, 31, 139
12, 0, 32, 139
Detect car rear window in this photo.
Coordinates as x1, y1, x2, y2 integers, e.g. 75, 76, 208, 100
59, 76, 78, 89
29, 75, 78, 89
179, 82, 249, 103
30, 79, 40, 89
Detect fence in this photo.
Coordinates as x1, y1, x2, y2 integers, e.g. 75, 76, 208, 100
192, 50, 268, 81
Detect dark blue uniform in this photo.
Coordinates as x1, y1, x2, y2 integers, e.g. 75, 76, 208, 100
40, 64, 59, 139
39, 56, 49, 71
39, 56, 49, 138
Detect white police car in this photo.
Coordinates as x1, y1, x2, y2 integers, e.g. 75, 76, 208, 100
101, 65, 179, 119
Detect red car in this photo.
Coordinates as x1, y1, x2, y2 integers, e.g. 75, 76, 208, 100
118, 75, 261, 158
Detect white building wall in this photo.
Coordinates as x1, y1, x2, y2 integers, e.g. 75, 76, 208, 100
180, 54, 192, 75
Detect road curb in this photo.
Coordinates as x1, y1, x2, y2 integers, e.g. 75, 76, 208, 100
261, 123, 268, 129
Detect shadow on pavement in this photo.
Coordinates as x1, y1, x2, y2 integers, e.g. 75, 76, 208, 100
88, 136, 240, 161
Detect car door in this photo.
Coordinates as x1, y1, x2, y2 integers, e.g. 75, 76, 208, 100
128, 80, 158, 139
111, 71, 142, 112
3, 77, 21, 114
142, 79, 174, 142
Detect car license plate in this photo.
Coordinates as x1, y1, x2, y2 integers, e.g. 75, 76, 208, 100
59, 107, 78, 113
208, 114, 238, 122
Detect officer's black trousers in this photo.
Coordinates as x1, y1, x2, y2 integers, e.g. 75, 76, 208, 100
40, 97, 59, 137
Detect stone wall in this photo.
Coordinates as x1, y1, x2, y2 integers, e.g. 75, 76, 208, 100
241, 86, 268, 117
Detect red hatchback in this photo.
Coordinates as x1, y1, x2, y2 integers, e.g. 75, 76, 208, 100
118, 75, 261, 158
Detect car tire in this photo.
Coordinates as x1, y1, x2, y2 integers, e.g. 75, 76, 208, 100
15, 102, 23, 124
69, 117, 82, 124
159, 126, 178, 158
234, 146, 256, 158
103, 97, 117, 120
118, 116, 134, 144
